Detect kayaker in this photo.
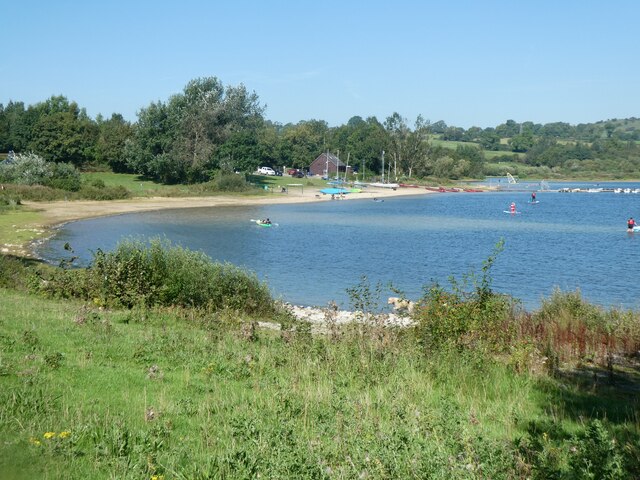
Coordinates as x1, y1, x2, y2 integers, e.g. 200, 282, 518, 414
628, 217, 635, 231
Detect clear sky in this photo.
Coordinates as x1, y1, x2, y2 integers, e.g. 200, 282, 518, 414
2, 0, 638, 129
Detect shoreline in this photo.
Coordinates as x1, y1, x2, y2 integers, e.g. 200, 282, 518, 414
25, 184, 435, 227
6, 185, 437, 257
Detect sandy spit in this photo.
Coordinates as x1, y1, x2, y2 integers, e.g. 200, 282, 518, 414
22, 184, 434, 228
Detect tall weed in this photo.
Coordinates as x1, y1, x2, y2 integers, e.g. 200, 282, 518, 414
524, 289, 640, 366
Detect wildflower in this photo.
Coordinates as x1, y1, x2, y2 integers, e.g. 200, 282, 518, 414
58, 431, 71, 439
29, 437, 41, 446
43, 432, 56, 439
151, 476, 165, 480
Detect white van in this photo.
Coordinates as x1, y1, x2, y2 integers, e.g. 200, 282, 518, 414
257, 166, 276, 176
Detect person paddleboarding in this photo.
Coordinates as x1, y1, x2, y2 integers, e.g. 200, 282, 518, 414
510, 202, 516, 214
628, 217, 636, 232
531, 191, 537, 202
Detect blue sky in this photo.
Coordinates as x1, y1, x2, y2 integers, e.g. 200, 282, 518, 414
2, 0, 638, 128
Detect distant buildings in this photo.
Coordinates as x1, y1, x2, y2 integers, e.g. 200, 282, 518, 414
308, 152, 353, 177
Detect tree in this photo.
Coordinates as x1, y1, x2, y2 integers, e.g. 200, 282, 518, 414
479, 129, 501, 150
28, 98, 98, 167
495, 119, 519, 138
127, 77, 266, 183
279, 119, 328, 168
384, 112, 409, 180
95, 114, 134, 172
455, 144, 484, 177
403, 115, 431, 178
509, 133, 534, 153
430, 120, 448, 134
0, 101, 29, 152
126, 101, 174, 179
442, 126, 465, 141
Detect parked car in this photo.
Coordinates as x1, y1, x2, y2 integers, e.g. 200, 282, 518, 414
287, 168, 299, 176
290, 169, 305, 178
257, 166, 276, 176
274, 169, 283, 176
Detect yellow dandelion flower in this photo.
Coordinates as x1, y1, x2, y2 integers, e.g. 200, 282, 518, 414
43, 432, 56, 439
151, 476, 165, 480
59, 431, 71, 439
29, 437, 41, 446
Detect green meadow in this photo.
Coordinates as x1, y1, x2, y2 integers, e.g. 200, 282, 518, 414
1, 243, 639, 479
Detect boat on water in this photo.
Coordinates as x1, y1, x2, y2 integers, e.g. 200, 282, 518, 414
251, 219, 274, 227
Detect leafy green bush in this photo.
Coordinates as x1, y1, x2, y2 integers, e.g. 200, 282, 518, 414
518, 419, 626, 480
214, 172, 250, 192
45, 162, 81, 191
36, 238, 274, 315
413, 240, 519, 353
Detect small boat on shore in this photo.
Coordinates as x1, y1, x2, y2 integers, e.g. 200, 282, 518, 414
320, 188, 349, 195
369, 182, 400, 189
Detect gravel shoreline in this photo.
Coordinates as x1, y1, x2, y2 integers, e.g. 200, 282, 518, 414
285, 304, 415, 328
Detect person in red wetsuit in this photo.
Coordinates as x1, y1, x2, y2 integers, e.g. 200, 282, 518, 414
510, 202, 516, 213
628, 217, 636, 231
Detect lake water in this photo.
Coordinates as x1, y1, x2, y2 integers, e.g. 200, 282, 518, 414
36, 182, 640, 312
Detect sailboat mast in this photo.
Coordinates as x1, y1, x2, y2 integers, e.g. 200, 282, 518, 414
381, 150, 385, 183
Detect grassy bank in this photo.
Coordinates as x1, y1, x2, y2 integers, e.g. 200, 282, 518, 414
1, 245, 639, 479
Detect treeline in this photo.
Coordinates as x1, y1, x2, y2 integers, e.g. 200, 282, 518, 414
2, 76, 640, 183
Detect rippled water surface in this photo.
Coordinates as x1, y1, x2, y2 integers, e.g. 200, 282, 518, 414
36, 183, 640, 311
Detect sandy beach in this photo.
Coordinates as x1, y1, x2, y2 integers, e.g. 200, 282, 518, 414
22, 184, 435, 228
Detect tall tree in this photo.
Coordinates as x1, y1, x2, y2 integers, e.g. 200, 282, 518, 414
95, 114, 134, 172
28, 97, 98, 166
384, 112, 409, 180
128, 77, 265, 183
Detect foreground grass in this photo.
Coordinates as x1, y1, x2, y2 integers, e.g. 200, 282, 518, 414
1, 286, 638, 479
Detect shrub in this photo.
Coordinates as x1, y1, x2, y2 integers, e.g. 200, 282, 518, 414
0, 153, 83, 192
45, 162, 82, 191
77, 184, 130, 200
0, 255, 28, 289
214, 172, 250, 192
0, 192, 21, 207
37, 238, 274, 315
0, 184, 66, 201
413, 240, 519, 353
0, 153, 52, 185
